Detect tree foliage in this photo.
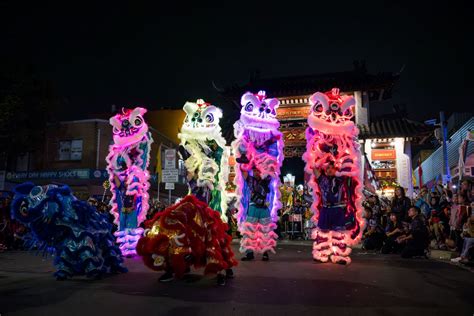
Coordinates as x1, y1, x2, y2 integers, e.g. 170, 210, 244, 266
0, 64, 58, 166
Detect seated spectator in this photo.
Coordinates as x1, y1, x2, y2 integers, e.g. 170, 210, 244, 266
362, 206, 384, 250
0, 215, 8, 252
381, 212, 404, 254
451, 210, 474, 264
12, 223, 27, 250
450, 194, 471, 251
391, 186, 412, 222
436, 205, 451, 249
0, 197, 14, 251
428, 196, 444, 246
397, 206, 429, 258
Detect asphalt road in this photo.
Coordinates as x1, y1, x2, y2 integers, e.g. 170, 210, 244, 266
0, 242, 472, 316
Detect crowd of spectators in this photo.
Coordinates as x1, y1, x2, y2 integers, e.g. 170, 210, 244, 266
2, 180, 473, 267
362, 180, 474, 265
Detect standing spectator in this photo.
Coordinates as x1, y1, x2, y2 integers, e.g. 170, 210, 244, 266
382, 212, 404, 254
397, 206, 429, 258
391, 187, 412, 222
459, 180, 472, 202
420, 186, 431, 202
415, 191, 431, 218
440, 188, 453, 207
428, 196, 441, 213
289, 199, 305, 239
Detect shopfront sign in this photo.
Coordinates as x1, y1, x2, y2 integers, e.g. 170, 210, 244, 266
277, 106, 311, 121
6, 169, 105, 181
371, 149, 396, 161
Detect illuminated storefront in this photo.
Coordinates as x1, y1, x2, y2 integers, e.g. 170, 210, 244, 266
360, 118, 434, 198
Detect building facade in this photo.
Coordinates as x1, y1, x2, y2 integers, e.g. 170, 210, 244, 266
218, 66, 401, 185
359, 117, 434, 197
414, 116, 474, 187
5, 118, 181, 200
218, 66, 433, 197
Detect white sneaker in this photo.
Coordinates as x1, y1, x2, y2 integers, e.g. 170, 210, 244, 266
451, 257, 462, 263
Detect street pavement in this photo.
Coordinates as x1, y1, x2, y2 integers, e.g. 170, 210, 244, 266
0, 242, 472, 316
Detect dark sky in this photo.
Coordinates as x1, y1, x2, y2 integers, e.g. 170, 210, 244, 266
1, 1, 472, 121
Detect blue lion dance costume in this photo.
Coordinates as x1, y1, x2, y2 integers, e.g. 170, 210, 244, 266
11, 182, 127, 280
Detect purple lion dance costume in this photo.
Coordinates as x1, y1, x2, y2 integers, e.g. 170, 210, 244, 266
232, 91, 284, 257
106, 107, 153, 256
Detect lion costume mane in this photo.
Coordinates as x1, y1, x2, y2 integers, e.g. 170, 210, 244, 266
137, 195, 237, 278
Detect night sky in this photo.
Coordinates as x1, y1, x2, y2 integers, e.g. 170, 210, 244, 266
1, 1, 472, 121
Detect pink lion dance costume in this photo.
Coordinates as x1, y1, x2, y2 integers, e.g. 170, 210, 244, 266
106, 107, 153, 256
302, 88, 364, 265
232, 91, 284, 256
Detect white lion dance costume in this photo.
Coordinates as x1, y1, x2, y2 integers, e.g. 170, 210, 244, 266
232, 91, 284, 256
178, 99, 229, 220
302, 88, 364, 265
106, 107, 153, 256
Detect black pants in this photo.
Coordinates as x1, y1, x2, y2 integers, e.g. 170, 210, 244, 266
381, 237, 403, 254
401, 239, 426, 258
363, 233, 384, 250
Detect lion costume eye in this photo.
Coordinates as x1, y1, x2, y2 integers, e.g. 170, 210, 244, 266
152, 254, 165, 266
312, 103, 323, 113
30, 186, 43, 198
134, 116, 143, 126
245, 102, 253, 112
20, 201, 28, 217
205, 113, 214, 123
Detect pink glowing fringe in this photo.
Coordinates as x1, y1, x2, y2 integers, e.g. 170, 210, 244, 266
239, 222, 278, 254
106, 133, 152, 227
302, 92, 366, 264
311, 229, 353, 264
302, 127, 365, 248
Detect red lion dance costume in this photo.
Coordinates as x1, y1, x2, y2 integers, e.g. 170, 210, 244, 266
302, 88, 364, 265
136, 195, 237, 278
